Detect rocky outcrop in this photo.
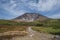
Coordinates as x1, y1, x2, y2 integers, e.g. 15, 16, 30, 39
13, 13, 48, 22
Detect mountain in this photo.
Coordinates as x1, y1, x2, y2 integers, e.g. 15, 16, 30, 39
13, 13, 48, 22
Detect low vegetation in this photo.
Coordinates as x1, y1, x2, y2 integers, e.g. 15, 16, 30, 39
0, 25, 27, 33
0, 20, 27, 33
0, 19, 60, 35
32, 19, 60, 35
32, 27, 60, 35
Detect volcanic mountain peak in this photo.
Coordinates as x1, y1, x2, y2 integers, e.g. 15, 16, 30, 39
13, 13, 48, 22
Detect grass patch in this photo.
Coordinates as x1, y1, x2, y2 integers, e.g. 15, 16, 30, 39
32, 26, 60, 35
0, 20, 28, 33
0, 19, 60, 35
0, 25, 26, 33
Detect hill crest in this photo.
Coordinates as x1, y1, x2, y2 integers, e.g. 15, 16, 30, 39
13, 13, 48, 22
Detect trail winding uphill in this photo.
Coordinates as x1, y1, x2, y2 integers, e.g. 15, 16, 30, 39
0, 27, 60, 40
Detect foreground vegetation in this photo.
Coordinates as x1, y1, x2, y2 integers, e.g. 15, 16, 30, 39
32, 19, 60, 35
0, 25, 27, 33
32, 27, 60, 35
0, 20, 27, 33
0, 19, 60, 35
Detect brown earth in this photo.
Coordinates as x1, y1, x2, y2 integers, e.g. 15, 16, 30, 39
0, 27, 60, 40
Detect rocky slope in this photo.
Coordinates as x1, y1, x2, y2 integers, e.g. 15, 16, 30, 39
13, 13, 48, 22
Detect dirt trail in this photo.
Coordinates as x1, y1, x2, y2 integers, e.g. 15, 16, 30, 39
0, 27, 60, 40
11, 27, 60, 40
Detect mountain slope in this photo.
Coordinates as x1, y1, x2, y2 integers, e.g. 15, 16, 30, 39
13, 13, 48, 22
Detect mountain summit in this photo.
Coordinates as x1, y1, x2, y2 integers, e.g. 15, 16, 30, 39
13, 13, 48, 22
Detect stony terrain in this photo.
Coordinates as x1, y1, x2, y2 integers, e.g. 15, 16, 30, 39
0, 27, 60, 40
13, 13, 48, 22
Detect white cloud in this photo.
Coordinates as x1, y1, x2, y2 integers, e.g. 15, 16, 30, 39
10, 4, 17, 9
48, 13, 60, 18
1, 0, 60, 13
1, 0, 60, 11
10, 0, 15, 4
28, 0, 58, 11
4, 7, 26, 16
0, 0, 60, 19
38, 0, 57, 11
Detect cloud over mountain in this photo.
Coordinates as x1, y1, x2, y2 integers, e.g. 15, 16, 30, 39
0, 0, 60, 19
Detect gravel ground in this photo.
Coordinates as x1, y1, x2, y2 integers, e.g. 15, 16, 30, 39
0, 27, 60, 40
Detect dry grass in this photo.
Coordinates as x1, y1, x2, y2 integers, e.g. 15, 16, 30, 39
0, 25, 28, 36
0, 25, 27, 33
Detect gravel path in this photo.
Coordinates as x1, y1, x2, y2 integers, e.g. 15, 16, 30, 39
0, 27, 60, 40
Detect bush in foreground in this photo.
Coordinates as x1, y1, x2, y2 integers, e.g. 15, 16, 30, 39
32, 26, 60, 35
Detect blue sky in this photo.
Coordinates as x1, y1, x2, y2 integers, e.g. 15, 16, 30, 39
0, 0, 60, 19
